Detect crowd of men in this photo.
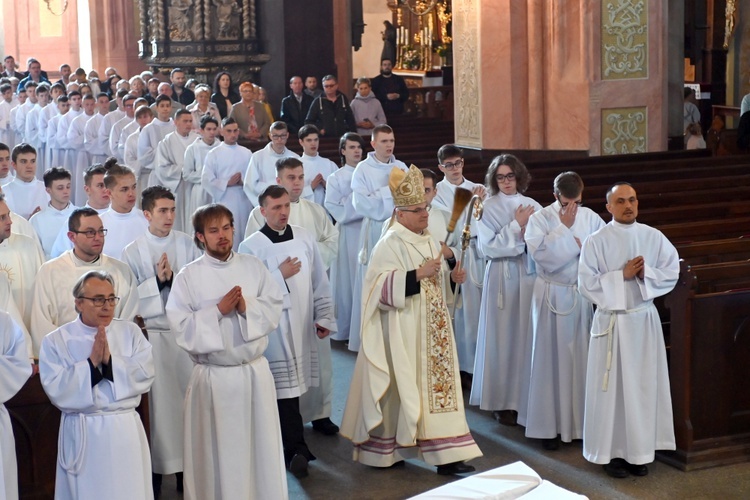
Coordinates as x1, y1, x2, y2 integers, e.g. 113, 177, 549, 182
0, 55, 679, 499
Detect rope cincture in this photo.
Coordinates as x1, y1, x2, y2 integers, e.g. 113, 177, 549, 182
591, 305, 650, 391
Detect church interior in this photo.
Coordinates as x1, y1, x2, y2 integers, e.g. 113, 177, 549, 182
3, 0, 750, 498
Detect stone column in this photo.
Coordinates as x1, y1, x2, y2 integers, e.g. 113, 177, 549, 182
86, 0, 147, 78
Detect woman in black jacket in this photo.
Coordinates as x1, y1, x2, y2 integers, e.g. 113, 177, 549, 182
210, 71, 241, 119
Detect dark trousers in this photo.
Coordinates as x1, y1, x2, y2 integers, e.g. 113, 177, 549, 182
277, 397, 314, 464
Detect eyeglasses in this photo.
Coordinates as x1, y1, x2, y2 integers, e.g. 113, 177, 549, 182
271, 133, 289, 140
78, 296, 120, 307
440, 159, 464, 170
398, 205, 431, 214
72, 228, 108, 238
495, 173, 516, 182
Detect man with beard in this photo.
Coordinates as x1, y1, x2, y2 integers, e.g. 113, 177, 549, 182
371, 59, 409, 116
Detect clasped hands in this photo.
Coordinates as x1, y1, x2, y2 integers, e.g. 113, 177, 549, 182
623, 256, 645, 280
89, 325, 111, 367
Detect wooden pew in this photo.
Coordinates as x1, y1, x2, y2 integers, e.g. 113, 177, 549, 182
675, 237, 750, 265
660, 260, 750, 470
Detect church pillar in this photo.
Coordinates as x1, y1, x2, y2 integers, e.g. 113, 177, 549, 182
333, 0, 353, 98
454, 0, 669, 155
86, 0, 147, 78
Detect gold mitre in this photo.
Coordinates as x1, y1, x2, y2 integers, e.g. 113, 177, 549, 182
389, 164, 425, 207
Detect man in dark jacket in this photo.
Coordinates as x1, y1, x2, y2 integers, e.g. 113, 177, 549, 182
280, 76, 314, 135
305, 75, 356, 138
371, 59, 409, 115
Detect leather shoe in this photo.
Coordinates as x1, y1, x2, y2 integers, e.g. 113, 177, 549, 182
493, 410, 518, 426
602, 458, 629, 479
437, 461, 476, 475
312, 417, 340, 435
289, 454, 309, 478
542, 437, 560, 450
626, 462, 648, 476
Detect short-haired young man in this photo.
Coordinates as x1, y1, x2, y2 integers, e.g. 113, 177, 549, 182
99, 164, 148, 259
183, 115, 220, 224
3, 143, 48, 219
243, 120, 300, 207
138, 94, 175, 188
122, 186, 200, 496
124, 105, 154, 196
45, 95, 69, 169
0, 142, 13, 184
30, 167, 78, 258
55, 90, 82, 172
23, 83, 49, 171
298, 124, 338, 208
67, 93, 97, 204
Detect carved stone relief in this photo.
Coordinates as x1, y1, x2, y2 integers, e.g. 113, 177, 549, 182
168, 0, 202, 41
453, 0, 481, 147
601, 106, 647, 154
602, 0, 648, 80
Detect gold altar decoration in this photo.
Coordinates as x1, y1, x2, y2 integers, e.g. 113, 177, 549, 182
724, 0, 737, 50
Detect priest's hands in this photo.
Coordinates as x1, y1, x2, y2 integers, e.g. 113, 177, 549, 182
439, 242, 454, 260
315, 323, 330, 339
450, 261, 466, 284
218, 286, 245, 315
90, 325, 110, 366
559, 202, 578, 228
279, 257, 302, 279
515, 205, 535, 228
417, 256, 442, 281
623, 256, 645, 280
310, 173, 325, 190
157, 253, 173, 282
228, 172, 242, 186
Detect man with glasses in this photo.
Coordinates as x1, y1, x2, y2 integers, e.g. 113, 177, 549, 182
341, 165, 482, 475
304, 75, 356, 138
31, 207, 138, 353
524, 171, 605, 451
39, 270, 154, 499
244, 120, 300, 207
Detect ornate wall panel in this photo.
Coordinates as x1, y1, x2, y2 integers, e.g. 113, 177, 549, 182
602, 0, 648, 80
453, 0, 480, 147
601, 106, 647, 154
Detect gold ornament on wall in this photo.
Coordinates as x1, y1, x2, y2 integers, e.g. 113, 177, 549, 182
724, 0, 737, 50
44, 0, 69, 16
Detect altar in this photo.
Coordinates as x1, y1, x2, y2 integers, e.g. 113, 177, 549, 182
394, 69, 444, 87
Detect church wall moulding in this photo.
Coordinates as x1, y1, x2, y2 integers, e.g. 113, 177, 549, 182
601, 106, 648, 155
602, 0, 649, 80
452, 0, 481, 147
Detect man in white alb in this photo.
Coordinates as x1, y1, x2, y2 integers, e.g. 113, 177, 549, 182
298, 124, 338, 209
124, 105, 154, 198
3, 143, 49, 219
100, 164, 148, 260
66, 94, 97, 205
137, 95, 175, 190
30, 167, 79, 259
55, 90, 82, 172
45, 95, 70, 171
23, 83, 49, 173
182, 115, 219, 224
99, 89, 127, 158
81, 94, 112, 185
243, 120, 300, 207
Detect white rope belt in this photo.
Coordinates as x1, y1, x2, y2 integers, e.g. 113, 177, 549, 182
543, 279, 578, 316
58, 408, 135, 475
590, 305, 651, 392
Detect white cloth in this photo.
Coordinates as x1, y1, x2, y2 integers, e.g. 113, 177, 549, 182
100, 209, 149, 260
30, 250, 139, 355
301, 153, 338, 208
201, 142, 252, 249
24, 103, 43, 153
123, 129, 145, 193
116, 119, 139, 165
239, 226, 336, 400
99, 109, 125, 157
348, 152, 407, 351
243, 142, 300, 207
244, 198, 338, 269
83, 113, 109, 180
0, 311, 32, 500
8, 105, 22, 149
524, 202, 605, 442
55, 108, 82, 170
122, 230, 201, 474
470, 192, 542, 427
152, 130, 199, 232
14, 100, 35, 144
39, 103, 58, 171
137, 119, 175, 185
433, 178, 487, 373
165, 252, 288, 500
3, 177, 49, 220
0, 100, 14, 147
0, 233, 45, 331
182, 137, 219, 226
324, 165, 363, 341
0, 272, 33, 358
46, 112, 65, 171
39, 317, 155, 500
578, 220, 678, 464
340, 222, 481, 467
30, 202, 79, 259
67, 112, 96, 205
9, 212, 40, 245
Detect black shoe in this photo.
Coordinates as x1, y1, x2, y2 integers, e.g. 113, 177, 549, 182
289, 454, 309, 478
312, 417, 340, 435
152, 473, 163, 498
602, 458, 629, 479
460, 371, 473, 391
542, 437, 560, 450
625, 462, 648, 476
437, 461, 476, 475
175, 471, 183, 492
493, 410, 518, 426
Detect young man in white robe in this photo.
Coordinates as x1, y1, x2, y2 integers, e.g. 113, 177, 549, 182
578, 182, 679, 478
239, 185, 336, 477
137, 95, 175, 190
0, 84, 15, 148
8, 88, 27, 150
324, 133, 365, 342
30, 207, 138, 354
55, 90, 82, 172
122, 186, 201, 497
30, 167, 78, 259
3, 143, 49, 219
0, 142, 13, 185
100, 164, 148, 260
0, 311, 32, 500
244, 158, 338, 268
165, 204, 288, 500
243, 120, 300, 207
341, 165, 482, 475
124, 106, 155, 200
81, 94, 111, 193
524, 171, 605, 451
45, 95, 70, 171
298, 124, 338, 209
99, 89, 127, 157
110, 95, 140, 163
66, 94, 97, 205
38, 83, 64, 171
23, 83, 49, 174
470, 155, 541, 428
182, 115, 219, 223
14, 81, 37, 144
201, 118, 252, 249
349, 124, 407, 351
39, 270, 155, 500
152, 109, 199, 232
0, 193, 44, 334
432, 145, 487, 383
